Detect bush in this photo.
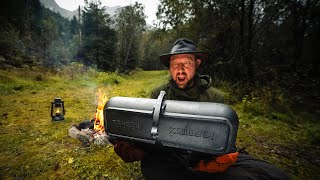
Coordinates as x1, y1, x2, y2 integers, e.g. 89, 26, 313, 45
59, 62, 87, 80
35, 74, 44, 81
96, 72, 125, 85
242, 97, 270, 116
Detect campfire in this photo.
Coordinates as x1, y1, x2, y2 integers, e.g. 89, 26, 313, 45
94, 89, 108, 133
68, 88, 110, 146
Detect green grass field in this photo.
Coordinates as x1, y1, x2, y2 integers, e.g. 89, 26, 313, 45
0, 66, 319, 179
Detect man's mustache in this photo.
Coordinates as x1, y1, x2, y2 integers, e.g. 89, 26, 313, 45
176, 72, 187, 76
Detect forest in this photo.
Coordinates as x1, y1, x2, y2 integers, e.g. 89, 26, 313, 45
0, 0, 319, 179
1, 0, 319, 103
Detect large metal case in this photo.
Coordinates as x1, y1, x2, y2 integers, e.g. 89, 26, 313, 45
104, 91, 239, 155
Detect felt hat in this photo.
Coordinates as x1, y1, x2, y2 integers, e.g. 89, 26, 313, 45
160, 38, 208, 68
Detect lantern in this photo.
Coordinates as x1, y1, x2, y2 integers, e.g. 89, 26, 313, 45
51, 97, 65, 121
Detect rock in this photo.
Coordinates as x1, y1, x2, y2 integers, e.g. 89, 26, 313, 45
68, 125, 90, 146
93, 132, 110, 146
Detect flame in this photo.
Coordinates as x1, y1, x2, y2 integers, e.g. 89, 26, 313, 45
94, 89, 108, 133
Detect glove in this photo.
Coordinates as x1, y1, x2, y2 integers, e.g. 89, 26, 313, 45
193, 152, 239, 173
114, 141, 145, 162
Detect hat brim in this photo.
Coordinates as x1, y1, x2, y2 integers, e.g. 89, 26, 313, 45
160, 51, 208, 68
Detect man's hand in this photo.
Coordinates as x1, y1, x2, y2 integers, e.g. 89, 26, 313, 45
114, 141, 145, 162
193, 152, 239, 173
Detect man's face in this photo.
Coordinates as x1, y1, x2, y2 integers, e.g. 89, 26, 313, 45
169, 54, 201, 89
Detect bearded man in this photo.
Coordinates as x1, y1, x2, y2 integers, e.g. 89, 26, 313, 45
114, 38, 291, 180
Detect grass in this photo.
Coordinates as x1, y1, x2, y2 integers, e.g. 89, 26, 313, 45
0, 66, 168, 179
233, 102, 320, 180
0, 66, 319, 179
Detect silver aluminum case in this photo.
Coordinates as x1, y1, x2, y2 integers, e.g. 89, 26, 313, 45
104, 96, 238, 155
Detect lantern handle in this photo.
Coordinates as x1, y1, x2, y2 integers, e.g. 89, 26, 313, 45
62, 101, 65, 115
51, 102, 54, 118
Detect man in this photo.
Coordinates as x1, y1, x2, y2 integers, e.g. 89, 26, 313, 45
114, 38, 291, 180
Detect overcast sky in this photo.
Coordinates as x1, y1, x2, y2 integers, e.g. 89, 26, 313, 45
55, 0, 160, 25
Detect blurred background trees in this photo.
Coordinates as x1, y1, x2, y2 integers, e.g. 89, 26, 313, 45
80, 0, 116, 71
114, 2, 146, 72
0, 0, 319, 109
155, 0, 319, 111
156, 0, 319, 79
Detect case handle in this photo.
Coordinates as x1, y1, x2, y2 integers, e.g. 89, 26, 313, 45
151, 91, 166, 139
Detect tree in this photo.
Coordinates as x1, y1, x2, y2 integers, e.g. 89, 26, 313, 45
70, 16, 79, 35
156, 0, 244, 79
156, 0, 313, 81
0, 0, 74, 68
114, 2, 146, 72
81, 0, 116, 71
139, 30, 172, 70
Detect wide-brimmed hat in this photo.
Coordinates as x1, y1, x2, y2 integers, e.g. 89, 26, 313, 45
160, 38, 208, 68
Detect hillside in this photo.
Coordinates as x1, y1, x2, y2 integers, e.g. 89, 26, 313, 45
39, 0, 120, 19
0, 66, 319, 179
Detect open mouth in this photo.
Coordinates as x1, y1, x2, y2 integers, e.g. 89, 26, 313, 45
177, 75, 187, 83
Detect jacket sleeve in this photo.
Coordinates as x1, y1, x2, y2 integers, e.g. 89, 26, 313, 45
150, 90, 159, 99
150, 83, 167, 99
150, 87, 160, 99
200, 87, 225, 103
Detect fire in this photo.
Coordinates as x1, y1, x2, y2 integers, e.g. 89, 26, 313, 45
94, 89, 108, 133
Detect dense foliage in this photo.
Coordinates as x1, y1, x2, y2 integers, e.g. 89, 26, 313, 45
0, 0, 72, 68
80, 0, 116, 70
0, 0, 318, 130
0, 0, 148, 72
114, 2, 146, 72
1, 0, 319, 77
156, 0, 320, 112
157, 0, 320, 78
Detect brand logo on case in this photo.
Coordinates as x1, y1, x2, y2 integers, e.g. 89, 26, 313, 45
111, 119, 140, 132
169, 127, 216, 141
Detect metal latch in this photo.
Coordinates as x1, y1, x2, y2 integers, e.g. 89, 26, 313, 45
151, 91, 166, 139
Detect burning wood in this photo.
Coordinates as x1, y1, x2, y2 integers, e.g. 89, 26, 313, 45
68, 89, 110, 146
